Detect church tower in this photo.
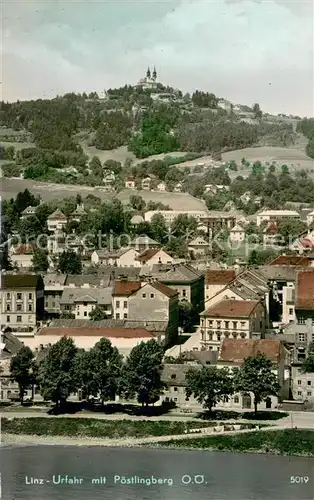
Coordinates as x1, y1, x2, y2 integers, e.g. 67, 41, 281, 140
152, 66, 157, 80
146, 67, 151, 78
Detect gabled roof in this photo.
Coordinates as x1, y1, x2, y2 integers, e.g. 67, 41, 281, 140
270, 255, 310, 266
38, 327, 154, 339
188, 237, 209, 246
60, 287, 112, 305
131, 235, 160, 246
219, 339, 282, 364
11, 244, 34, 255
295, 269, 314, 311
2, 274, 43, 289
205, 269, 236, 285
113, 280, 142, 296
146, 281, 178, 298
149, 263, 203, 283
230, 224, 244, 232
48, 209, 67, 221
21, 205, 36, 215
136, 248, 160, 262
203, 299, 260, 318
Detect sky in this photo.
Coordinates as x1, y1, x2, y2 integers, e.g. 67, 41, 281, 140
1, 0, 313, 116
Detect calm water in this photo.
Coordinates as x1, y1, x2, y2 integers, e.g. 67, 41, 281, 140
1, 446, 313, 500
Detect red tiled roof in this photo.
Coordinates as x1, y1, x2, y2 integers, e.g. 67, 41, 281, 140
203, 299, 260, 318
219, 339, 282, 364
136, 249, 159, 262
112, 280, 142, 296
295, 269, 314, 311
12, 244, 34, 255
147, 281, 178, 298
299, 238, 314, 250
205, 269, 236, 285
38, 327, 154, 338
270, 256, 310, 266
265, 222, 278, 235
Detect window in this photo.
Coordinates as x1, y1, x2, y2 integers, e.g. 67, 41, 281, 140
83, 302, 87, 307
182, 289, 186, 297
208, 332, 213, 341
28, 293, 32, 300
6, 316, 10, 323
150, 293, 154, 299
233, 332, 237, 339
6, 292, 11, 300
298, 333, 305, 342
142, 293, 146, 298
174, 387, 178, 392
307, 381, 312, 386
28, 304, 33, 312
116, 300, 120, 308
298, 380, 302, 385
208, 320, 213, 327
123, 301, 127, 309
234, 396, 239, 404
6, 304, 10, 311
28, 315, 32, 323
225, 321, 229, 329
171, 374, 176, 379
298, 317, 305, 325
289, 308, 294, 315
17, 316, 22, 323
17, 293, 22, 301
174, 398, 177, 402
240, 321, 245, 328
233, 321, 237, 329
216, 321, 221, 329
201, 330, 205, 341
307, 391, 312, 397
116, 313, 120, 319
185, 397, 190, 401
84, 311, 87, 317
17, 304, 22, 312
201, 319, 204, 327
224, 331, 230, 338
312, 318, 314, 325
124, 313, 128, 319
297, 391, 302, 396
240, 333, 246, 339
217, 333, 221, 341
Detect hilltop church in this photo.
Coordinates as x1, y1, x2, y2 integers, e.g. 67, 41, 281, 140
135, 66, 159, 90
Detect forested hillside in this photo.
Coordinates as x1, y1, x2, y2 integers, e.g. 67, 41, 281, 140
0, 87, 299, 185
296, 118, 314, 159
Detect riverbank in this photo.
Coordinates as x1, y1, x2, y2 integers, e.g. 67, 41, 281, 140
148, 429, 314, 458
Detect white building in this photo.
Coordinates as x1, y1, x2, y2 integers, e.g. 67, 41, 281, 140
47, 210, 67, 233
229, 224, 245, 243
256, 210, 300, 227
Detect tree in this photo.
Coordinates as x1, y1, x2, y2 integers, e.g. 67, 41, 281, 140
89, 306, 108, 321
150, 214, 167, 244
178, 301, 196, 332
92, 338, 123, 403
10, 346, 37, 403
130, 195, 146, 211
277, 219, 307, 246
121, 340, 165, 406
32, 248, 49, 272
38, 336, 78, 408
58, 250, 82, 274
185, 366, 234, 414
75, 350, 99, 401
252, 103, 262, 119
300, 343, 314, 373
233, 353, 280, 415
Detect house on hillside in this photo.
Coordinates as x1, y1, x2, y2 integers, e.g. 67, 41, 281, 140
60, 287, 113, 319
47, 210, 67, 233
136, 248, 173, 266
188, 237, 210, 256
229, 224, 245, 243
131, 235, 160, 252
71, 203, 86, 222
9, 244, 34, 269
20, 206, 37, 219
125, 176, 136, 189
112, 280, 142, 320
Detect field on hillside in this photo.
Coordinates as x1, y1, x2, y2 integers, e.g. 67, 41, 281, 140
0, 178, 206, 210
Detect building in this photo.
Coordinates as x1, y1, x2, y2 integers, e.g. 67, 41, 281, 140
136, 249, 173, 266
44, 274, 67, 316
256, 210, 300, 227
262, 222, 281, 247
71, 203, 87, 222
142, 263, 205, 313
173, 182, 183, 193
204, 269, 236, 302
229, 224, 245, 243
0, 329, 26, 401
135, 66, 159, 91
9, 244, 34, 269
1, 274, 44, 334
291, 366, 314, 408
144, 210, 209, 226
199, 299, 266, 351
60, 287, 113, 319
20, 206, 37, 219
157, 181, 166, 192
90, 248, 140, 267
188, 237, 210, 256
141, 176, 152, 190
130, 235, 160, 252
26, 326, 155, 358
269, 255, 310, 267
128, 281, 179, 346
47, 210, 67, 233
103, 171, 115, 191
112, 280, 142, 320
125, 176, 136, 189
130, 214, 144, 227
293, 269, 314, 354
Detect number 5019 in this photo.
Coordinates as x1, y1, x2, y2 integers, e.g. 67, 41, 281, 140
290, 476, 309, 484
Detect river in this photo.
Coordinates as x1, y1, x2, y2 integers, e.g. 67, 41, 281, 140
1, 446, 313, 500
